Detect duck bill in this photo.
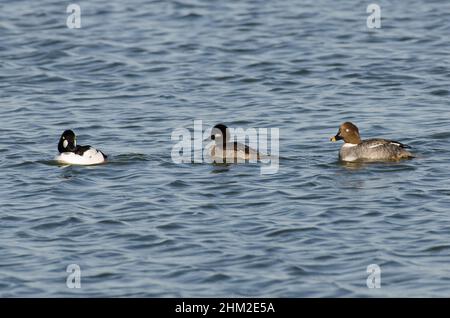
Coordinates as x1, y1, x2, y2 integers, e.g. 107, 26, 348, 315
330, 135, 343, 142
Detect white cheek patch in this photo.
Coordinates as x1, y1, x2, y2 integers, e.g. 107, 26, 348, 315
63, 140, 68, 148
74, 140, 77, 147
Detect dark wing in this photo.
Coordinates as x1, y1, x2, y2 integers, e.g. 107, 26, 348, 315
73, 145, 92, 156
388, 140, 411, 149
233, 142, 262, 160
364, 139, 411, 149
233, 142, 251, 155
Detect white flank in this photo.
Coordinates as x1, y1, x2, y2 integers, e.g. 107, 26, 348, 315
342, 155, 358, 162
55, 148, 105, 165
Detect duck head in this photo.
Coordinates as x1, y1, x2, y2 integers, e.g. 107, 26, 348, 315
330, 122, 362, 144
210, 124, 229, 144
58, 130, 77, 153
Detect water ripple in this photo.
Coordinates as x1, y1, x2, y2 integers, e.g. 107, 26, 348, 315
1, 0, 450, 297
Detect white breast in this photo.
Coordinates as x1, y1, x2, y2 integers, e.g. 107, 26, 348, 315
341, 155, 358, 162
55, 148, 106, 165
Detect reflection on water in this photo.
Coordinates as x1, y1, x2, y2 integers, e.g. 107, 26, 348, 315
210, 163, 231, 174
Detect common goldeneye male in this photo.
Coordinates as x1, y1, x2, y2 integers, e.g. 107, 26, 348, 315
55, 130, 107, 165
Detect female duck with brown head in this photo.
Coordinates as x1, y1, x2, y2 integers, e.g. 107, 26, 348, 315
330, 122, 414, 162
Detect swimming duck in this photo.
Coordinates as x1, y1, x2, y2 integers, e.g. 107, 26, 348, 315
55, 130, 107, 165
330, 122, 413, 162
207, 124, 261, 163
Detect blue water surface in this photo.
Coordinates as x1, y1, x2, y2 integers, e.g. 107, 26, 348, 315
1, 0, 450, 297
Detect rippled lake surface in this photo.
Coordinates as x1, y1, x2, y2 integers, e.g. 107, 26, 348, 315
1, 0, 450, 297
